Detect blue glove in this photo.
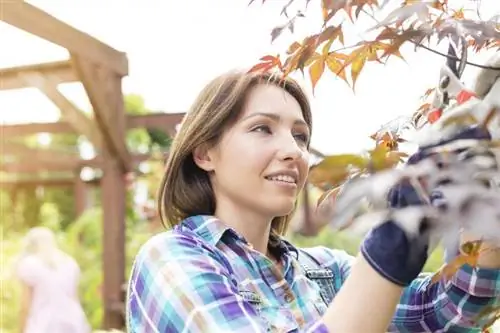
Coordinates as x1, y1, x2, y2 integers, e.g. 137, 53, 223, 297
360, 125, 491, 286
360, 181, 429, 286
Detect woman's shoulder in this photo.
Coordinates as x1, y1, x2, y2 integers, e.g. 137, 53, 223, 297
133, 227, 224, 269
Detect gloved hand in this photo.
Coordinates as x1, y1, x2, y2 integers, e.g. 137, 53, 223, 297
360, 181, 429, 287
360, 125, 491, 286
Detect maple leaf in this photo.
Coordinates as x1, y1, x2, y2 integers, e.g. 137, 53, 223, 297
308, 153, 368, 188
378, 29, 428, 60
270, 11, 305, 43
347, 0, 381, 22
340, 41, 406, 88
430, 240, 482, 284
282, 25, 345, 79
436, 18, 500, 50
326, 52, 349, 83
306, 31, 348, 91
321, 0, 348, 25
371, 2, 430, 30
248, 55, 282, 73
309, 55, 325, 92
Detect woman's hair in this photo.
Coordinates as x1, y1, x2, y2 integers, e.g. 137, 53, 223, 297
157, 70, 312, 237
19, 226, 64, 269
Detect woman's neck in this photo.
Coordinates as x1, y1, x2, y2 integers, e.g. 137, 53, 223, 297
214, 202, 273, 255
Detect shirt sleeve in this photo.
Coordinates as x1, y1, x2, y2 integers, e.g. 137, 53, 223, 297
126, 232, 329, 333
310, 246, 500, 332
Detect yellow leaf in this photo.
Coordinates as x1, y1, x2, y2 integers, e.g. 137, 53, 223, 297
351, 56, 366, 89
317, 154, 368, 170
309, 59, 325, 92
308, 167, 350, 188
326, 55, 348, 84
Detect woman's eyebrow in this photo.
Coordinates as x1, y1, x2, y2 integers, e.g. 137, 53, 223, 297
242, 112, 308, 127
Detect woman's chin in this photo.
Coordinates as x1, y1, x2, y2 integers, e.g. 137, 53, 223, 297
266, 199, 297, 217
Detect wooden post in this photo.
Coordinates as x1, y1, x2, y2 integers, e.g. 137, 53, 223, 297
74, 174, 88, 218
100, 155, 126, 329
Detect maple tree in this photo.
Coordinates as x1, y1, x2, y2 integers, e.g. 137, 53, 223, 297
249, 0, 500, 330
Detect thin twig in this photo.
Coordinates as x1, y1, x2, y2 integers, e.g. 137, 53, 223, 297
359, 7, 500, 71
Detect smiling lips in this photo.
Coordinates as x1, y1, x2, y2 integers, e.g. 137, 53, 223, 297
265, 172, 298, 189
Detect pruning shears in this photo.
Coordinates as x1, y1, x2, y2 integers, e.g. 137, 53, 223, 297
427, 42, 478, 124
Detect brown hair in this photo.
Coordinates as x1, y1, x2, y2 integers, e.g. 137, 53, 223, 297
157, 70, 312, 237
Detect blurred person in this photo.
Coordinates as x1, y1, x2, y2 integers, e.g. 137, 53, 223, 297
16, 227, 91, 333
126, 70, 500, 332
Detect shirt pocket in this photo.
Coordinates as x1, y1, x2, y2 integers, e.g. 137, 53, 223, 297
238, 290, 263, 313
238, 290, 299, 332
303, 268, 336, 313
264, 306, 299, 333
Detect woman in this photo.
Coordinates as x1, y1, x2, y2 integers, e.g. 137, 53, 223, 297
126, 71, 500, 332
16, 227, 91, 333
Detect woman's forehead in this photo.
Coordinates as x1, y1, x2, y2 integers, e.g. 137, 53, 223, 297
239, 84, 306, 122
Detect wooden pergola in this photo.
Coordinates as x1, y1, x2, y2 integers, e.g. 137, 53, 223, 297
0, 2, 183, 329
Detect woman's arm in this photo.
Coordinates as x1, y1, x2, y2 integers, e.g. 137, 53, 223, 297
308, 244, 500, 332
18, 282, 33, 333
321, 253, 404, 332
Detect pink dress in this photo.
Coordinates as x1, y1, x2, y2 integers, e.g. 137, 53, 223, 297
16, 254, 91, 333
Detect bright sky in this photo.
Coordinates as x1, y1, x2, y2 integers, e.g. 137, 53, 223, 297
1, 0, 498, 155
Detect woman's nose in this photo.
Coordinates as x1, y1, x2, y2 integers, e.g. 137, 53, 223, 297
276, 135, 304, 161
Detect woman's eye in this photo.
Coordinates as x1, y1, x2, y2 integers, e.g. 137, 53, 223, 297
294, 133, 309, 143
252, 125, 272, 134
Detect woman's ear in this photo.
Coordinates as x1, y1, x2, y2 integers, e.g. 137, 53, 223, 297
193, 144, 215, 172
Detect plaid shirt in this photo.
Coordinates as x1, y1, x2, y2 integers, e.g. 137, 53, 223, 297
126, 215, 500, 332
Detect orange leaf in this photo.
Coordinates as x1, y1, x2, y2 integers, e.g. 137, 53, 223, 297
248, 55, 282, 73
430, 242, 482, 285
430, 254, 475, 284
286, 41, 302, 55
417, 103, 431, 113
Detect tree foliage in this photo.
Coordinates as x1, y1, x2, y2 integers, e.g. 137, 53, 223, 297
250, 0, 499, 90
250, 1, 500, 330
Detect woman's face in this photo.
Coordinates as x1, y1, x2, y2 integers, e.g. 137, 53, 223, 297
195, 83, 310, 220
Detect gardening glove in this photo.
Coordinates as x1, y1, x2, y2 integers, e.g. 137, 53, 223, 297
360, 180, 430, 287
360, 125, 491, 286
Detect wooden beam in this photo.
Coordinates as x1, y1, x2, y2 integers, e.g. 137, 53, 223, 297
19, 72, 102, 148
0, 160, 78, 173
127, 112, 184, 137
0, 178, 74, 189
0, 60, 77, 91
1, 2, 128, 76
2, 141, 79, 164
0, 153, 152, 175
72, 55, 131, 172
0, 121, 74, 137
0, 113, 185, 138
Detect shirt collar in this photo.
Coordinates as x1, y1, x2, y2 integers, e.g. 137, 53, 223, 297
177, 215, 299, 257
